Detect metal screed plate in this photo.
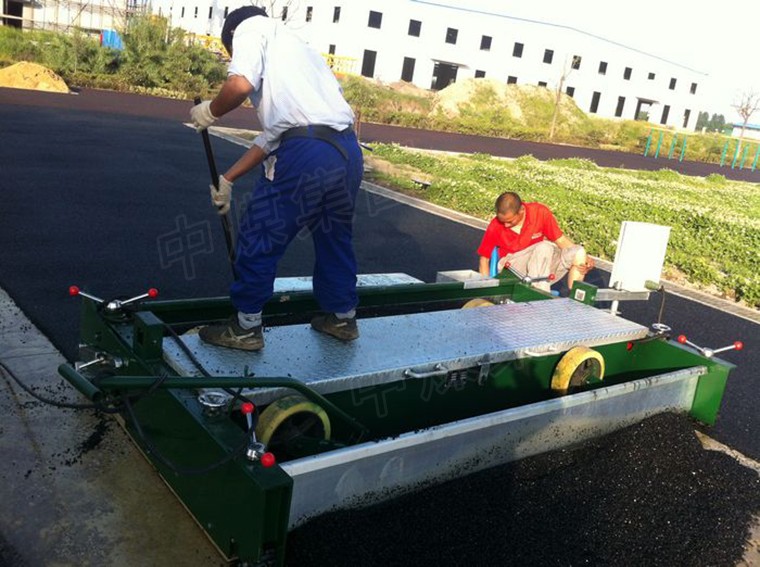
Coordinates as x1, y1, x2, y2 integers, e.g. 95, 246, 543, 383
163, 298, 648, 404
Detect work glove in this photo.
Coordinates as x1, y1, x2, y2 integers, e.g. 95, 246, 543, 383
211, 175, 233, 215
190, 100, 217, 132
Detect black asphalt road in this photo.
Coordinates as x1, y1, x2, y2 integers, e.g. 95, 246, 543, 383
0, 87, 756, 465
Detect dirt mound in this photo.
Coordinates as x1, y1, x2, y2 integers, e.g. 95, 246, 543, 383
431, 78, 585, 128
433, 78, 524, 119
0, 61, 69, 93
388, 80, 433, 98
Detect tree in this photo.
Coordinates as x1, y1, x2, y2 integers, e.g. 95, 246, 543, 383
731, 89, 760, 151
549, 55, 580, 141
695, 111, 709, 130
707, 113, 725, 133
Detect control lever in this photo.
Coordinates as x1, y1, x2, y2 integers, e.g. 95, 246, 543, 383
69, 285, 158, 313
502, 262, 556, 285
677, 335, 744, 358
240, 402, 276, 467
74, 352, 125, 371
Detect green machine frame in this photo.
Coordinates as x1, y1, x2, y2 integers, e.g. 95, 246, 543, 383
59, 273, 735, 565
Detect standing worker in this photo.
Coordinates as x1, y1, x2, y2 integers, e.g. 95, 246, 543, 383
477, 192, 594, 292
190, 6, 363, 351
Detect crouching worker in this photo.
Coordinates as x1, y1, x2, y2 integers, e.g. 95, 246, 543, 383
477, 191, 594, 293
189, 6, 363, 351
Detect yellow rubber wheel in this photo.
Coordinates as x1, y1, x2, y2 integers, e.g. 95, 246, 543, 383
462, 298, 495, 309
255, 394, 331, 448
550, 346, 605, 394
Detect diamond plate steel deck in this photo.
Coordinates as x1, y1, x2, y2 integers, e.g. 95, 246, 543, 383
163, 298, 648, 404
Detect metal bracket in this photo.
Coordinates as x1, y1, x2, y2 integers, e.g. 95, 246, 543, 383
403, 363, 449, 380
478, 356, 491, 386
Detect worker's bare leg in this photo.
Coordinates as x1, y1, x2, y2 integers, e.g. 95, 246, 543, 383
566, 247, 588, 291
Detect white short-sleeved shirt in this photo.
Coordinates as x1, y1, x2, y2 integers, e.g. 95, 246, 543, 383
228, 17, 355, 155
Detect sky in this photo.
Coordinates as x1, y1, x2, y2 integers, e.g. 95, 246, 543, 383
461, 0, 760, 124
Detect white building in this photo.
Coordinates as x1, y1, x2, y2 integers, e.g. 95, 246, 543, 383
1, 0, 144, 34
151, 0, 708, 129
731, 123, 760, 141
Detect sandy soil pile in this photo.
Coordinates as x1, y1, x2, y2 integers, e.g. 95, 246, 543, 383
387, 80, 434, 98
0, 61, 69, 93
432, 78, 524, 119
432, 78, 585, 127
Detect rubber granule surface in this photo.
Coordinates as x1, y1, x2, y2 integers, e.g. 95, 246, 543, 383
285, 412, 760, 566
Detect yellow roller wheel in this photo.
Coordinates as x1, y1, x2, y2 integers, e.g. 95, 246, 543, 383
550, 346, 605, 395
255, 394, 331, 448
462, 298, 495, 309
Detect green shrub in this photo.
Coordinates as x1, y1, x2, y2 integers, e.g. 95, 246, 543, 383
706, 173, 727, 185
0, 17, 226, 99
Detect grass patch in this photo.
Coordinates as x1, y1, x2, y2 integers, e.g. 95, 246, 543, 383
366, 144, 760, 308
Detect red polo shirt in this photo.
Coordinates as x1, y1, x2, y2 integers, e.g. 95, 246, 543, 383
477, 202, 563, 258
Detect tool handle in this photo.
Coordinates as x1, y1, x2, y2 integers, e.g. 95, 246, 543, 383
194, 96, 220, 190
193, 96, 237, 278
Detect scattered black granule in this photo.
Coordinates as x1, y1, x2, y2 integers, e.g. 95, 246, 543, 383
285, 412, 760, 567
78, 416, 111, 455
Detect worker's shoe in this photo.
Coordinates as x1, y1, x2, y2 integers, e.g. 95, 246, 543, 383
310, 313, 359, 341
199, 317, 264, 351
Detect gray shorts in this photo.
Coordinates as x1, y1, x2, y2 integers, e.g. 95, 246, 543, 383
498, 241, 582, 290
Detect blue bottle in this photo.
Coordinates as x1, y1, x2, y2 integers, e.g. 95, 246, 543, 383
489, 246, 499, 278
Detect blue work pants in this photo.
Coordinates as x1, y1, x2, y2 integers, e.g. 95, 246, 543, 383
230, 130, 363, 315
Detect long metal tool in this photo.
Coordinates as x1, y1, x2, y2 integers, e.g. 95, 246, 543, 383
194, 96, 237, 278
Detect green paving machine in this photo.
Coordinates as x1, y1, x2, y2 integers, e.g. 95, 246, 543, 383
59, 269, 742, 566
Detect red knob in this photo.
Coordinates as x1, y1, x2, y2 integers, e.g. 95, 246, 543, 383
261, 452, 276, 468
626, 342, 634, 351
68, 285, 80, 296
148, 288, 159, 298
504, 262, 511, 269
241, 402, 255, 414
677, 335, 687, 344
548, 273, 556, 281
734, 341, 744, 351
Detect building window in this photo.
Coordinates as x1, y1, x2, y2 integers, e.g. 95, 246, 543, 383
328, 44, 336, 55
194, 6, 198, 18
623, 67, 632, 80
402, 57, 416, 82
333, 6, 340, 23
660, 105, 670, 125
543, 49, 553, 64
690, 82, 698, 94
598, 61, 607, 75
368, 10, 382, 28
669, 77, 677, 90
361, 49, 377, 77
475, 70, 486, 78
180, 6, 185, 17
648, 72, 655, 80
446, 28, 458, 44
507, 76, 517, 84
513, 42, 523, 57
615, 96, 625, 117
408, 19, 421, 37
281, 6, 288, 21
683, 108, 691, 128
480, 35, 492, 51
306, 6, 313, 22
538, 81, 548, 87
571, 55, 581, 70
566, 86, 575, 97
590, 91, 601, 113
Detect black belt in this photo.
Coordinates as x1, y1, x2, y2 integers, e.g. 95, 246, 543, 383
279, 125, 352, 159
